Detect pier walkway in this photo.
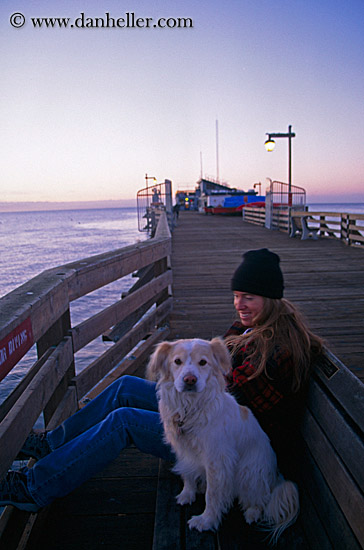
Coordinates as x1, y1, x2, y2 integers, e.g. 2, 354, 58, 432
169, 210, 364, 383
13, 210, 364, 550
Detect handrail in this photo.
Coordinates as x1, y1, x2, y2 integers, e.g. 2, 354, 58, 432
292, 211, 364, 245
0, 213, 173, 481
243, 206, 364, 247
136, 179, 174, 234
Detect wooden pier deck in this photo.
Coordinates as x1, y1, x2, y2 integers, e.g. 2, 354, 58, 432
12, 210, 364, 549
169, 210, 364, 383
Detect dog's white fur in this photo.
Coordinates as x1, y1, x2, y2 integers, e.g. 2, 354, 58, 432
147, 337, 299, 541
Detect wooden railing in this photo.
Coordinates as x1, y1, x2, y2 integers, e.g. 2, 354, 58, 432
0, 213, 173, 481
291, 211, 364, 246
243, 205, 291, 231
342, 213, 364, 246
242, 206, 266, 226
243, 206, 364, 247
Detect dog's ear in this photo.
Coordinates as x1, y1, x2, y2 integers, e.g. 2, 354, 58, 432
210, 337, 231, 374
146, 341, 173, 381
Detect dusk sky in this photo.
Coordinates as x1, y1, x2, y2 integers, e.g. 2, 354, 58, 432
1, 0, 364, 205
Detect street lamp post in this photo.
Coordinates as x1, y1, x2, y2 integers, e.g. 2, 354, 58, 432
264, 125, 296, 233
264, 125, 296, 199
145, 173, 157, 186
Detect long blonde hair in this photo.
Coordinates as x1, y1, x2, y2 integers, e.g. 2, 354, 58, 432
225, 298, 324, 392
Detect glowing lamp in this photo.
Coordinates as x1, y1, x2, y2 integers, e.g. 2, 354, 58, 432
264, 138, 276, 152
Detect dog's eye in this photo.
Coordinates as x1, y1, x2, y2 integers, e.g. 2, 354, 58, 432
174, 358, 182, 365
199, 359, 207, 366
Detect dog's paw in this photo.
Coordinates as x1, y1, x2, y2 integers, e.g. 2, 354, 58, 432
176, 488, 196, 506
244, 506, 262, 524
188, 513, 215, 532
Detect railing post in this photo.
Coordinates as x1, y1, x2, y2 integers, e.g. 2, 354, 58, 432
348, 216, 357, 247
37, 309, 76, 426
153, 212, 172, 324
265, 182, 273, 229
341, 214, 348, 245
319, 215, 325, 237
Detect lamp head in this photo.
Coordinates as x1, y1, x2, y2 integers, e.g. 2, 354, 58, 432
264, 138, 275, 152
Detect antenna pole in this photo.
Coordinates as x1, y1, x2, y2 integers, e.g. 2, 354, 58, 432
216, 119, 219, 183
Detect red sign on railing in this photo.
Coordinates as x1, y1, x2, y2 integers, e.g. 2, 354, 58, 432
0, 317, 34, 382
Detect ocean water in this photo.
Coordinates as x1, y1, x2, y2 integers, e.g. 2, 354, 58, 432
0, 207, 144, 298
0, 207, 147, 402
308, 203, 364, 214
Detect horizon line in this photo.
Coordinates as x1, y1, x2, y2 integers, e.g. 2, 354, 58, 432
0, 198, 137, 213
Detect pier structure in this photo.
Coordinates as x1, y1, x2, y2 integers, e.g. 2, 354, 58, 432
1, 210, 363, 549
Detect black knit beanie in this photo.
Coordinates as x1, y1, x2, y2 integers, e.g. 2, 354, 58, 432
231, 248, 284, 299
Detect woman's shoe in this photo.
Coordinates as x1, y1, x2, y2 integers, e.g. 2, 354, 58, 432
17, 430, 51, 461
0, 470, 39, 512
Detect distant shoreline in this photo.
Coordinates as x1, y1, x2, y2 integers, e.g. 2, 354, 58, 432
0, 199, 137, 213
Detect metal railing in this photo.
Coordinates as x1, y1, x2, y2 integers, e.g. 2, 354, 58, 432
265, 179, 306, 232
137, 178, 174, 235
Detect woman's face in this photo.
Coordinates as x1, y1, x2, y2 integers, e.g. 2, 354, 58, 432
233, 291, 265, 327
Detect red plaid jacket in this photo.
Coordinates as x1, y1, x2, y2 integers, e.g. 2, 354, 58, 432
224, 321, 307, 467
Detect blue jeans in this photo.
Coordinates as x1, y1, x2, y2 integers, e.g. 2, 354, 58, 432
26, 376, 175, 507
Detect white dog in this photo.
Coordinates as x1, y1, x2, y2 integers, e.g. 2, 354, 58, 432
147, 337, 299, 542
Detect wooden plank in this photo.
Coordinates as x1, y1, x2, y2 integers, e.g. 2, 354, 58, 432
66, 237, 171, 301
29, 512, 156, 549
153, 461, 216, 550
51, 477, 158, 515
0, 337, 74, 479
0, 508, 37, 550
72, 270, 172, 352
185, 504, 217, 550
0, 347, 54, 423
0, 270, 72, 352
37, 308, 75, 427
0, 507, 14, 540
153, 461, 184, 550
313, 350, 364, 432
101, 263, 157, 341
95, 446, 160, 478
27, 449, 160, 550
83, 326, 170, 401
301, 410, 364, 545
307, 379, 364, 490
298, 442, 362, 550
15, 513, 38, 550
297, 486, 332, 550
102, 297, 155, 342
348, 230, 364, 243
74, 298, 173, 398
46, 386, 79, 430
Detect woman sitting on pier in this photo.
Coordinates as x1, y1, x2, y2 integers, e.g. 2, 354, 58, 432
0, 249, 323, 513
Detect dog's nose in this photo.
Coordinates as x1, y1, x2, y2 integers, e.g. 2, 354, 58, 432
183, 374, 197, 386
